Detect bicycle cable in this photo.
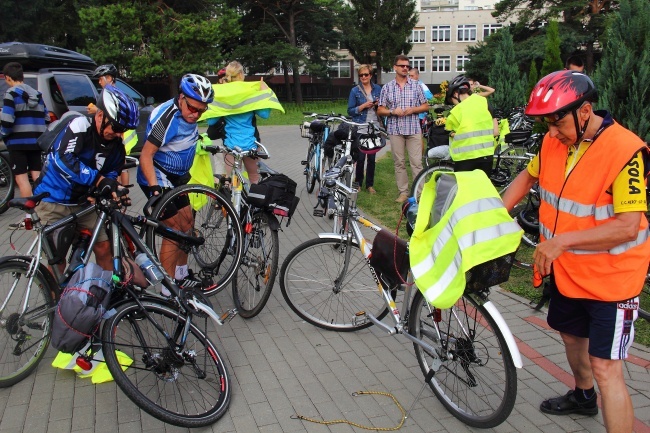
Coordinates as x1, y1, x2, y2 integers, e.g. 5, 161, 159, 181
291, 390, 406, 431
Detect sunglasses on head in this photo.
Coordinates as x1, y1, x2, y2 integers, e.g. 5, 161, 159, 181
183, 96, 208, 115
359, 73, 371, 77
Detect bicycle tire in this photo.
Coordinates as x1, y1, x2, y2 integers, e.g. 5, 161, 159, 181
640, 275, 650, 322
280, 238, 388, 331
0, 259, 57, 387
145, 184, 243, 296
232, 211, 279, 318
408, 291, 517, 428
102, 300, 231, 428
0, 154, 15, 215
306, 142, 317, 193
410, 163, 454, 203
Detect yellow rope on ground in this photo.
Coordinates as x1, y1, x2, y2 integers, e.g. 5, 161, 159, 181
291, 390, 406, 431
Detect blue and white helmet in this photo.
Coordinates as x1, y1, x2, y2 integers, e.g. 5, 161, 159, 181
96, 85, 140, 130
179, 74, 214, 103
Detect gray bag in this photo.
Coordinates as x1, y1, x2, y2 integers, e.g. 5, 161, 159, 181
51, 263, 114, 354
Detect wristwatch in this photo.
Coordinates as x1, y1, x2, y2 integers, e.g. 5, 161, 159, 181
389, 109, 394, 116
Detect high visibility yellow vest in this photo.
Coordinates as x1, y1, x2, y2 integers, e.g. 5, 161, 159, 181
52, 349, 133, 384
123, 129, 138, 155
445, 94, 495, 161
188, 133, 216, 210
202, 81, 285, 120
409, 170, 522, 308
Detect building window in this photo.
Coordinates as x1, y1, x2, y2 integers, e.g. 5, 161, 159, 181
328, 60, 351, 78
432, 56, 451, 72
409, 56, 426, 73
432, 25, 451, 42
483, 24, 502, 38
456, 55, 470, 72
457, 24, 477, 42
274, 62, 292, 74
409, 28, 426, 43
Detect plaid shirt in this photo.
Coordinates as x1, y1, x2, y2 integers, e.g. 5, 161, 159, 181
379, 78, 427, 135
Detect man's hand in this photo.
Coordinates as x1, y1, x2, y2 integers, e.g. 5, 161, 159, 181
97, 177, 119, 199
149, 185, 163, 197
533, 237, 567, 277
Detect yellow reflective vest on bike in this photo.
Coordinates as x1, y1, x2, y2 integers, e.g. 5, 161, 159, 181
445, 94, 495, 161
409, 170, 522, 308
202, 81, 285, 120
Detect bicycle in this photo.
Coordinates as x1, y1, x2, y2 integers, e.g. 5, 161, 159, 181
279, 155, 522, 428
200, 142, 283, 319
0, 151, 14, 214
300, 112, 336, 193
0, 188, 235, 427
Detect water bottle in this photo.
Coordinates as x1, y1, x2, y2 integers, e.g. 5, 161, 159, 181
63, 229, 92, 280
135, 253, 164, 285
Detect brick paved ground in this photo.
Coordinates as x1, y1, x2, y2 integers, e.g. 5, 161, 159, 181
0, 125, 648, 433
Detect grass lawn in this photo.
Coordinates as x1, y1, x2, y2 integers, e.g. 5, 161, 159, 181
356, 153, 650, 347
257, 100, 349, 126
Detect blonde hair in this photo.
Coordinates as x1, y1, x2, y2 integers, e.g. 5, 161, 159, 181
225, 61, 244, 82
357, 64, 373, 75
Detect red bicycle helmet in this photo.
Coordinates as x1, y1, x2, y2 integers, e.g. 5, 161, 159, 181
526, 70, 597, 118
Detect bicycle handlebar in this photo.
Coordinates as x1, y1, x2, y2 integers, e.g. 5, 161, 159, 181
202, 141, 270, 160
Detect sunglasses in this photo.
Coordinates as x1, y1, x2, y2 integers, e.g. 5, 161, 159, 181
395, 64, 410, 68
110, 121, 127, 134
359, 73, 371, 78
183, 96, 208, 115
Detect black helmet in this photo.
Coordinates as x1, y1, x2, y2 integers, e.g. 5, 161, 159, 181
93, 64, 118, 79
445, 75, 471, 105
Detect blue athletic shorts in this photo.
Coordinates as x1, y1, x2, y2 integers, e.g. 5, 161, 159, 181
547, 279, 639, 360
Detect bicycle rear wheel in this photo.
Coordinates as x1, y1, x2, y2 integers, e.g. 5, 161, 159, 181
102, 300, 231, 428
0, 259, 57, 387
232, 211, 279, 318
280, 238, 388, 331
0, 154, 15, 215
408, 291, 517, 428
640, 274, 650, 322
305, 142, 318, 193
145, 185, 243, 296
410, 163, 454, 203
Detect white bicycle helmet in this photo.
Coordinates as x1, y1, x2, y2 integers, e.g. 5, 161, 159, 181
358, 125, 387, 155
179, 74, 214, 103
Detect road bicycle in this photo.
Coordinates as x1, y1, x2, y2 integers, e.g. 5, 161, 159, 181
300, 112, 336, 193
200, 142, 282, 319
0, 187, 235, 427
279, 155, 522, 428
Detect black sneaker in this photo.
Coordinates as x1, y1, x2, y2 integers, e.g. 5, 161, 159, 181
175, 270, 214, 290
540, 390, 598, 416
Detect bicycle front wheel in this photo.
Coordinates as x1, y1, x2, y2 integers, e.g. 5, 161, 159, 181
0, 259, 56, 387
640, 273, 650, 322
146, 184, 243, 296
280, 238, 388, 331
410, 163, 454, 203
0, 154, 15, 215
102, 300, 231, 428
305, 142, 318, 193
408, 291, 517, 428
232, 212, 279, 318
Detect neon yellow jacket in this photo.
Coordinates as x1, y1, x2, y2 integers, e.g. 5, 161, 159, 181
445, 94, 495, 161
202, 81, 285, 120
409, 170, 522, 308
123, 129, 138, 155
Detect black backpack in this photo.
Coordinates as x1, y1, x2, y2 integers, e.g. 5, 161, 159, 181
37, 111, 86, 154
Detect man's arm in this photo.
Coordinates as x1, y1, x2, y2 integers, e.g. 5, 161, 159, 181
139, 141, 160, 188
501, 169, 537, 211
0, 94, 15, 137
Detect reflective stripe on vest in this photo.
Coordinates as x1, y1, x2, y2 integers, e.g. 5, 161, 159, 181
539, 186, 614, 220
541, 221, 650, 255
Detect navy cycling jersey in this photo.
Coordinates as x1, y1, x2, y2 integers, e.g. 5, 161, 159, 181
34, 116, 125, 204
136, 97, 198, 187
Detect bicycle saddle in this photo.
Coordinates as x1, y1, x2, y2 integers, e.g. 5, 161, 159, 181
8, 192, 50, 211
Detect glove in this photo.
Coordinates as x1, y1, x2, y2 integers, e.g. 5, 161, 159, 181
97, 177, 119, 197
149, 185, 163, 197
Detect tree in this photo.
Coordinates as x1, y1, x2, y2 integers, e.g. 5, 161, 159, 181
540, 20, 563, 76
339, 0, 419, 78
492, 0, 617, 72
527, 60, 539, 97
593, 0, 650, 141
78, 0, 241, 96
488, 28, 527, 111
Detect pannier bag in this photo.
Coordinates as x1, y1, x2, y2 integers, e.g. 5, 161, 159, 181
248, 173, 300, 220
51, 263, 114, 354
370, 229, 409, 288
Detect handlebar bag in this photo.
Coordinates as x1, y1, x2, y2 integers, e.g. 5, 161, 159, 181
51, 263, 114, 354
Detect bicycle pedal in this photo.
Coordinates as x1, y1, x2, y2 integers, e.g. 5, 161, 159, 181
219, 309, 238, 323
313, 209, 324, 217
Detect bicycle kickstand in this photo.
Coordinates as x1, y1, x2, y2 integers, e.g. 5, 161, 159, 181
404, 369, 435, 419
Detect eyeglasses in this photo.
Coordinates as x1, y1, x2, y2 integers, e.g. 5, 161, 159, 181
359, 73, 371, 78
395, 64, 410, 68
542, 110, 571, 127
183, 96, 208, 115
109, 121, 127, 134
